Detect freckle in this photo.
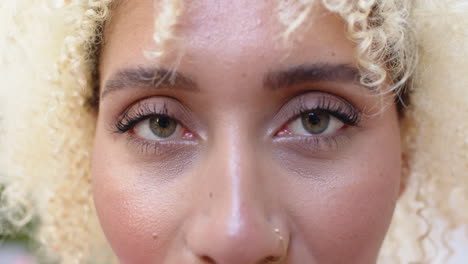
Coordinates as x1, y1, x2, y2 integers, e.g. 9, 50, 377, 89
331, 51, 336, 57
241, 72, 247, 78
152, 233, 158, 240
209, 192, 213, 198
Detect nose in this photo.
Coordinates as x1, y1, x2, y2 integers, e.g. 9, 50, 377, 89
185, 129, 288, 263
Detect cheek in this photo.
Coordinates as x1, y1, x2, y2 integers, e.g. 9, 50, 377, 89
316, 160, 399, 262
280, 118, 401, 262
91, 131, 191, 263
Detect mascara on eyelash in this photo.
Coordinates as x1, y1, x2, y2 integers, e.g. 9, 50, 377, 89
295, 96, 361, 126
114, 102, 171, 133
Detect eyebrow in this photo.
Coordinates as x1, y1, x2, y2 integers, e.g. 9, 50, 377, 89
264, 63, 361, 90
101, 66, 198, 99
101, 63, 362, 99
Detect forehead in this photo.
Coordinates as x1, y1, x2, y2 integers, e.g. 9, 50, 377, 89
100, 0, 356, 81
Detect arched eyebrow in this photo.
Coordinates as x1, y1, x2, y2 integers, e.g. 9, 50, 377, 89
264, 63, 361, 90
101, 63, 362, 99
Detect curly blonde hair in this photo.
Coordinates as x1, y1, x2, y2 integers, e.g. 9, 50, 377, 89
1, 0, 467, 263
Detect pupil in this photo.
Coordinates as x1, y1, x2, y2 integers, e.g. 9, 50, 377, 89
308, 113, 321, 125
157, 117, 170, 128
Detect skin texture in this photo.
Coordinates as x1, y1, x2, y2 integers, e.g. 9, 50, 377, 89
92, 0, 402, 263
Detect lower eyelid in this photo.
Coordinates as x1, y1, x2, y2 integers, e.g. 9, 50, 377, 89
273, 133, 351, 156
125, 133, 198, 156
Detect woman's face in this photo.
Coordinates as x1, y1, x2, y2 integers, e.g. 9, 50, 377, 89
92, 1, 402, 263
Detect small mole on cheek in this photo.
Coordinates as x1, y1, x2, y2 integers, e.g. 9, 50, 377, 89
331, 51, 336, 57
209, 192, 213, 198
152, 233, 159, 240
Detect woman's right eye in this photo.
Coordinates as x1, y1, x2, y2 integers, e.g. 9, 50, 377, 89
131, 114, 186, 141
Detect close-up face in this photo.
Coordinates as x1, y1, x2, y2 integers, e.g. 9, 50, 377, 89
91, 0, 402, 263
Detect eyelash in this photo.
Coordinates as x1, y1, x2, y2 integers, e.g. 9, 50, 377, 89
112, 95, 360, 154
288, 96, 360, 127
114, 102, 172, 134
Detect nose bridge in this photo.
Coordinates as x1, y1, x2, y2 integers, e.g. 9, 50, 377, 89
211, 122, 262, 233
184, 121, 286, 263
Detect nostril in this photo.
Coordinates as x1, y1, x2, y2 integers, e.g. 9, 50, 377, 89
200, 255, 216, 263
262, 255, 281, 263
200, 254, 280, 264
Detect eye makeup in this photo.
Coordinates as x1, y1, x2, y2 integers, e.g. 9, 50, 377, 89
272, 91, 362, 154
279, 92, 361, 130
112, 97, 198, 135
114, 101, 172, 134
111, 91, 361, 156
110, 97, 200, 155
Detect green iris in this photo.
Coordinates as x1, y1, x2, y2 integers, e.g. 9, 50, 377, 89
301, 110, 330, 134
149, 115, 177, 138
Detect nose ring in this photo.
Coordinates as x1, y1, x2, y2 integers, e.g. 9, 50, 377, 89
268, 228, 288, 263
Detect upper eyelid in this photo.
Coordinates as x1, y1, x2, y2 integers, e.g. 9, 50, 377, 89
114, 94, 192, 121
298, 93, 359, 113
285, 93, 359, 121
122, 102, 171, 123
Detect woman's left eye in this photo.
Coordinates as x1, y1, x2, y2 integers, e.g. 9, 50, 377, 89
278, 110, 345, 136
131, 114, 185, 140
